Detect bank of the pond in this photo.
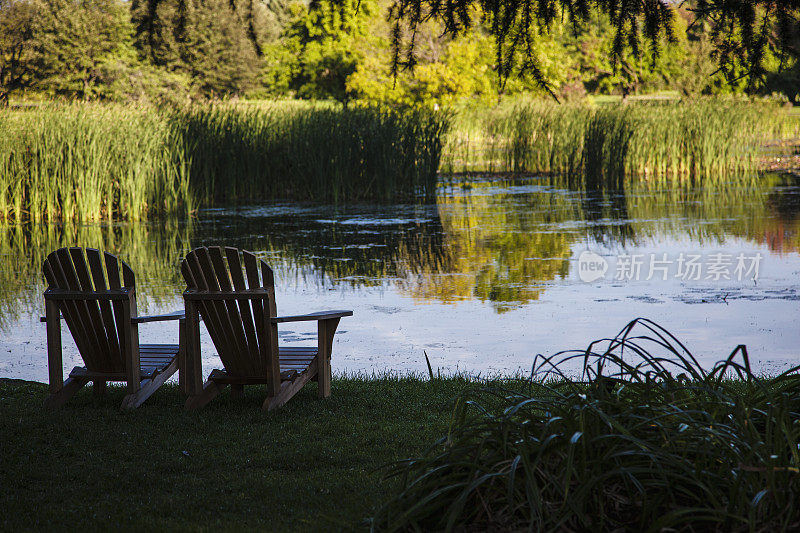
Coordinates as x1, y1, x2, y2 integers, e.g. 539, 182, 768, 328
375, 319, 800, 532
3, 363, 800, 532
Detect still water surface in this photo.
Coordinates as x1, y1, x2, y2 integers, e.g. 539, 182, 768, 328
2, 174, 799, 381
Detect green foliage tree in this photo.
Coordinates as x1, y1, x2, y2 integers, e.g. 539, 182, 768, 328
2, 0, 797, 104
283, 0, 375, 103
385, 0, 800, 97
557, 10, 678, 97
258, 0, 293, 42
0, 0, 37, 103
130, 0, 268, 96
346, 20, 496, 107
673, 11, 748, 97
347, 4, 575, 107
765, 60, 800, 103
0, 0, 138, 102
31, 0, 137, 98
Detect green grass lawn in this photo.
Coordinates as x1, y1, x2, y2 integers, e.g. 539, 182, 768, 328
0, 376, 476, 531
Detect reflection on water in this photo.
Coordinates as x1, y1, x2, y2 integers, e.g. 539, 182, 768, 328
0, 220, 192, 327
2, 174, 800, 380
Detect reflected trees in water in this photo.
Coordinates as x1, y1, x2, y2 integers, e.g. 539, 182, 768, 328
1, 173, 799, 326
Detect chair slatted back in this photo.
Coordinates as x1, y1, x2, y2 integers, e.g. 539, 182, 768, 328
42, 247, 136, 373
181, 247, 279, 378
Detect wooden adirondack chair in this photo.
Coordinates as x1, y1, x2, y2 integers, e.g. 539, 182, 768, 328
181, 246, 352, 411
42, 247, 185, 410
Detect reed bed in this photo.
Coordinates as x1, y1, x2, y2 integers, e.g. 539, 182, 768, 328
442, 99, 800, 184
180, 104, 448, 204
1, 100, 796, 222
0, 103, 448, 222
373, 318, 800, 531
0, 105, 192, 222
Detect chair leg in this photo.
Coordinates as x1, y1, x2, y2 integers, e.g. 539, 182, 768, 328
263, 371, 313, 412
121, 359, 178, 410
317, 319, 338, 398
185, 380, 227, 410
93, 381, 106, 396
230, 384, 244, 399
43, 376, 89, 410
178, 318, 188, 395
318, 361, 331, 399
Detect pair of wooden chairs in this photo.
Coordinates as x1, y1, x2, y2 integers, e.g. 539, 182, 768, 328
42, 247, 351, 410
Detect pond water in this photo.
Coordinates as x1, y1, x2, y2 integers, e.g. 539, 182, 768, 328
2, 174, 800, 382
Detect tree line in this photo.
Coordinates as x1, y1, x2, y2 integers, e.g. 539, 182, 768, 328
0, 0, 797, 105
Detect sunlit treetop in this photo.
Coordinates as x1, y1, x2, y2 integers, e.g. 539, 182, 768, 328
386, 0, 800, 96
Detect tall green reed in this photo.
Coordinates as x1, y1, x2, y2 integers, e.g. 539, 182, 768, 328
0, 103, 449, 222
2, 99, 791, 223
0, 104, 193, 222
177, 103, 449, 203
443, 99, 800, 185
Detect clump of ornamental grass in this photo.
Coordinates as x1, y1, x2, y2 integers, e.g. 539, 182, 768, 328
372, 318, 800, 532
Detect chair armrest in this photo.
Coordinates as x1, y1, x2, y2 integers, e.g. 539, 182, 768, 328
272, 310, 353, 323
132, 310, 186, 324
